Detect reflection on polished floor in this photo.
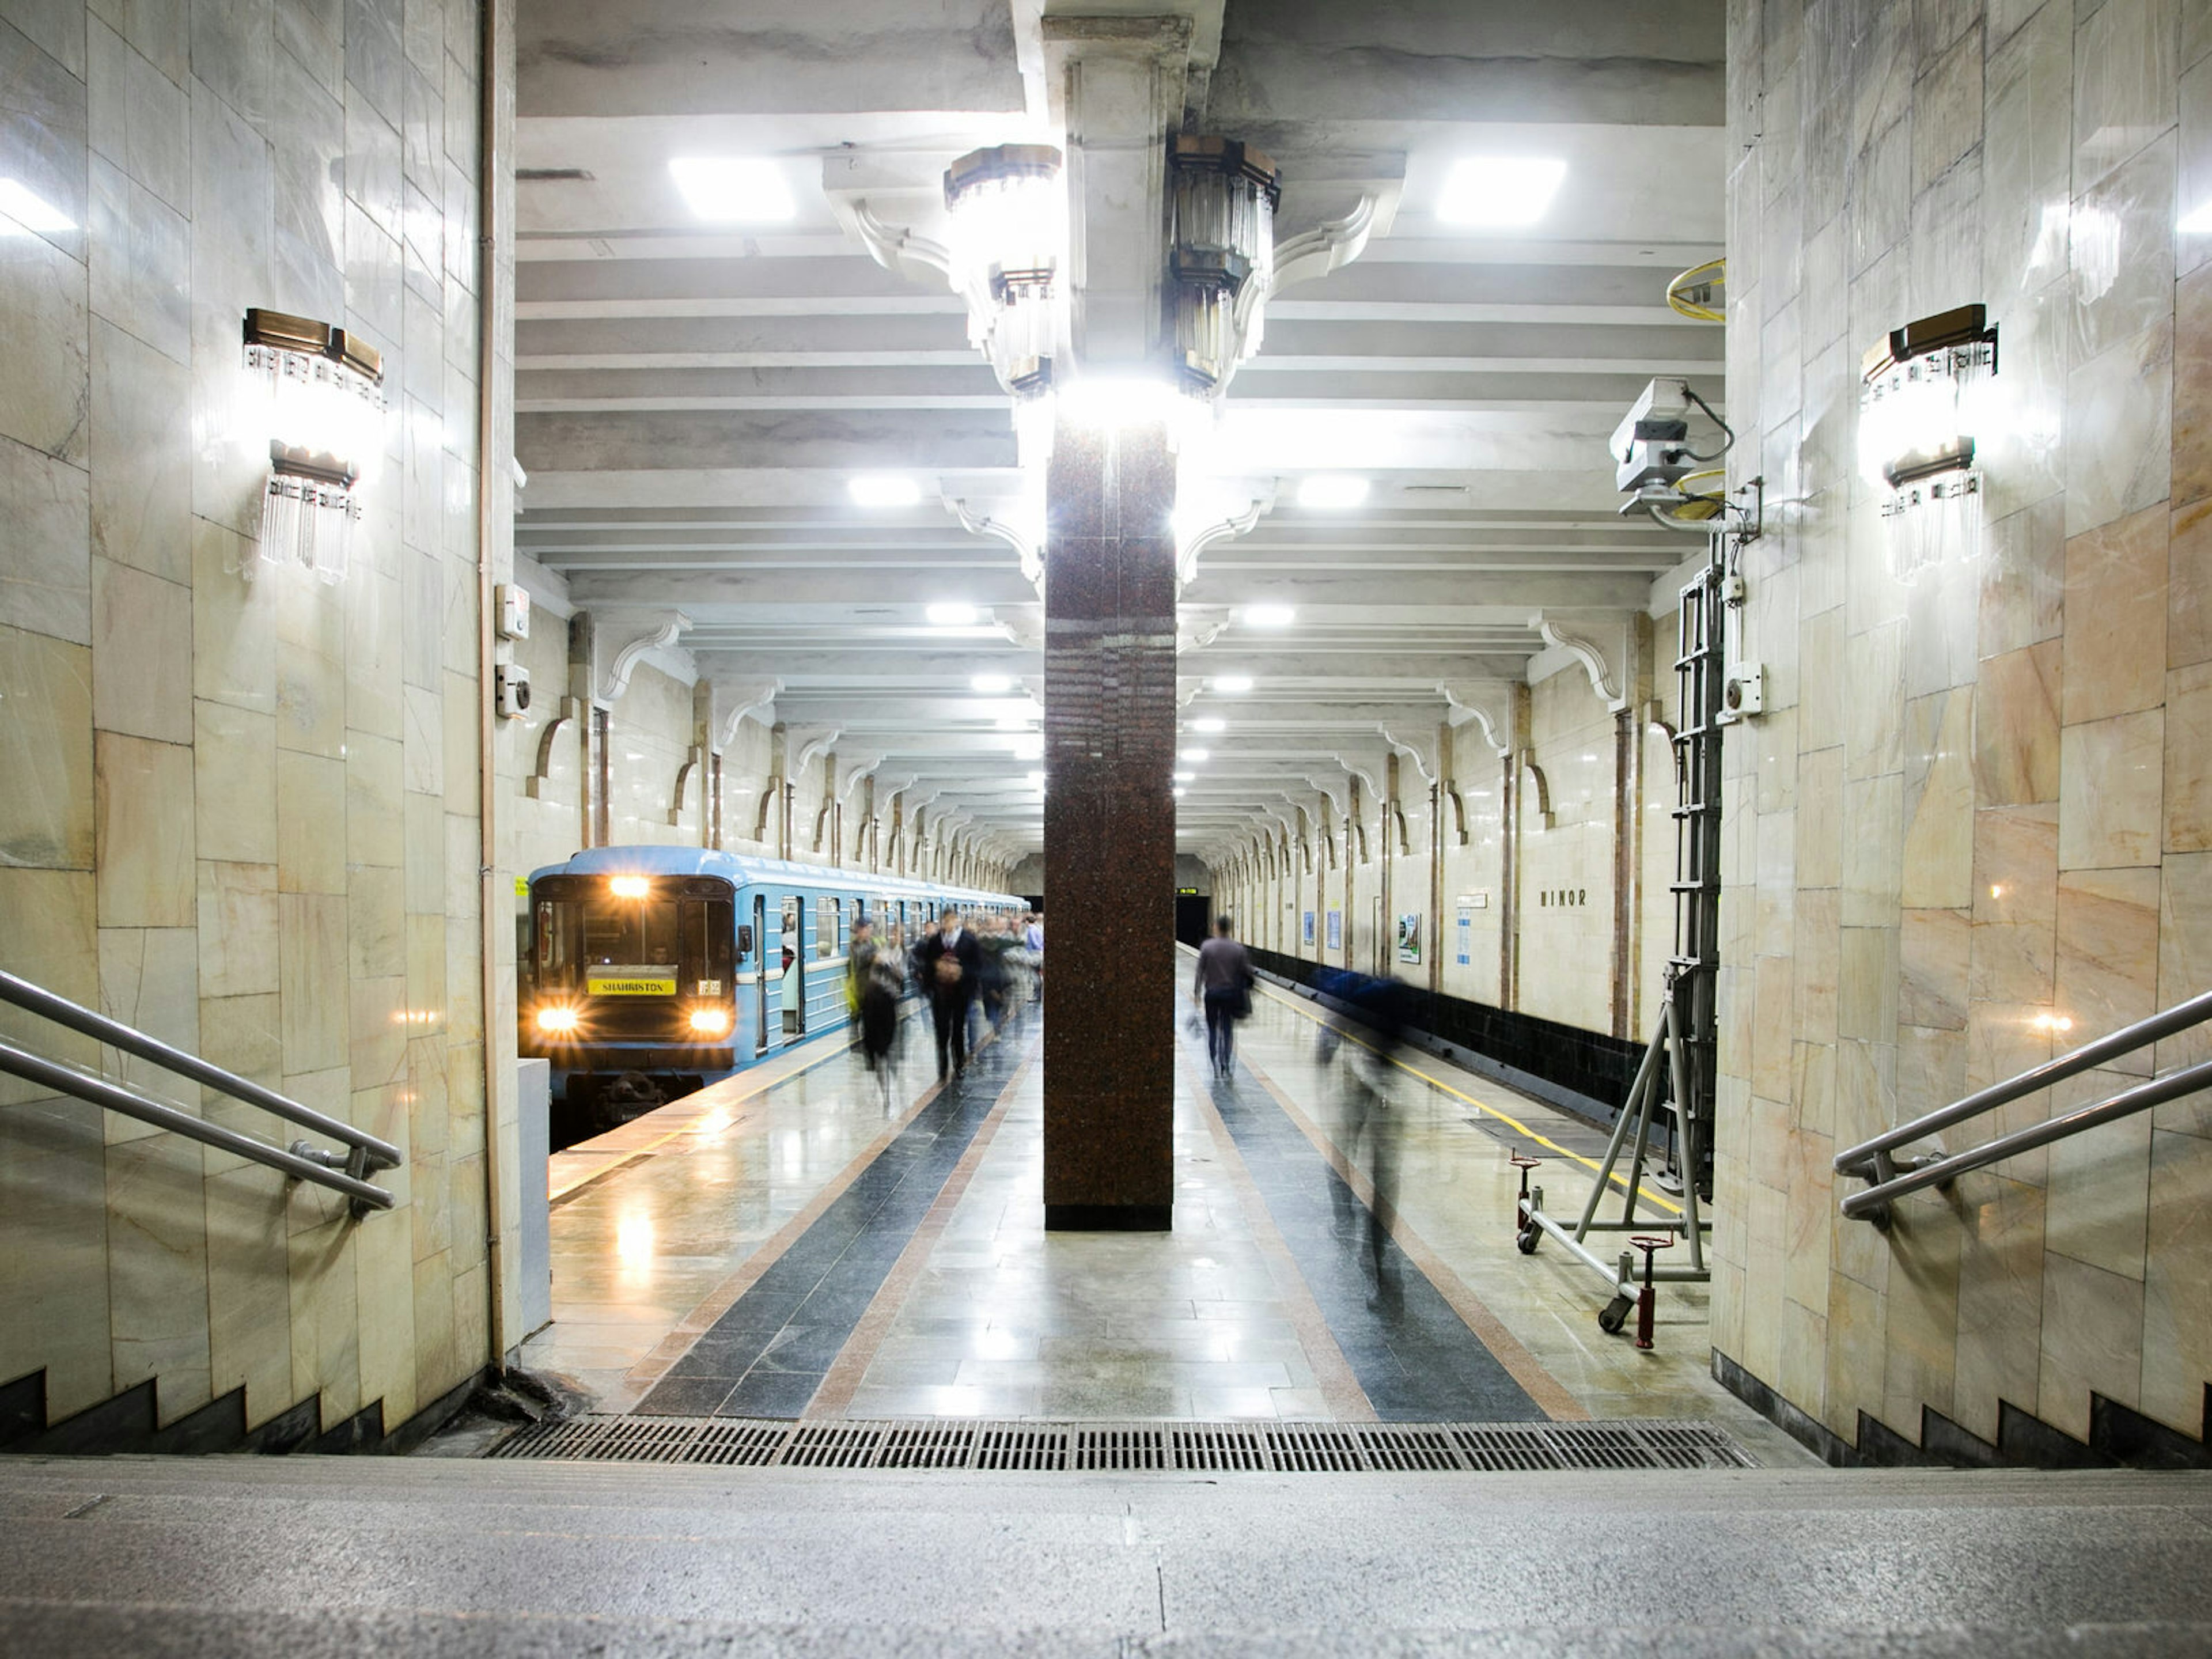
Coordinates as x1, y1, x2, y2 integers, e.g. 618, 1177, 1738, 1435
519, 969, 1800, 1456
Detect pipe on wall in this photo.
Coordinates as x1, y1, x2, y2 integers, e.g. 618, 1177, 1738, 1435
475, 0, 508, 1373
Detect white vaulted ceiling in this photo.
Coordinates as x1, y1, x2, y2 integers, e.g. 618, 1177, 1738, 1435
512, 1, 1727, 862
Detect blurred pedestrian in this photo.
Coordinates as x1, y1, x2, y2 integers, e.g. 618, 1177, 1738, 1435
1191, 914, 1253, 1081
916, 906, 980, 1082
1320, 972, 1414, 1305
849, 917, 902, 1104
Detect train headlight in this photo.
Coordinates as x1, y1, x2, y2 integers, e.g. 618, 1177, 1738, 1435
536, 1006, 580, 1034
688, 1007, 732, 1036
609, 875, 651, 899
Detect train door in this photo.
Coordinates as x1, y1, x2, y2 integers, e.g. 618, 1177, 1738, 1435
751, 893, 770, 1055
779, 893, 804, 1035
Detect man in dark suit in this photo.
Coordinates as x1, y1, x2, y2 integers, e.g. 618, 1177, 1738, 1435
916, 906, 982, 1081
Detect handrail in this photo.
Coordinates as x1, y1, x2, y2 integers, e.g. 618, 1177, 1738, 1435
1836, 989, 2212, 1222
1840, 1060, 2212, 1219
0, 1040, 393, 1209
1835, 987, 2212, 1178
0, 968, 400, 1169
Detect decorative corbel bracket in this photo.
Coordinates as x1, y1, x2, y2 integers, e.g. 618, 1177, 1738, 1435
1379, 725, 1438, 787
1521, 750, 1557, 831
525, 695, 585, 801
667, 745, 704, 827
1438, 680, 1518, 759
1533, 611, 1636, 713
837, 755, 885, 803
840, 197, 952, 287
945, 494, 1043, 592
710, 678, 782, 752
590, 609, 691, 705
1176, 498, 1264, 586
788, 725, 843, 775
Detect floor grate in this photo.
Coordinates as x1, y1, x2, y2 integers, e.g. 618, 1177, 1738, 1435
491, 1416, 1758, 1473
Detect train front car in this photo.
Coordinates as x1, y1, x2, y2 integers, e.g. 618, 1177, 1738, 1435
522, 851, 741, 1130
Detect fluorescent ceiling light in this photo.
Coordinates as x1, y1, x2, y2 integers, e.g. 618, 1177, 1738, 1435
926, 601, 980, 626
2182, 199, 2212, 233
1172, 771, 1195, 783
849, 474, 921, 507
1438, 157, 1566, 228
1056, 374, 1183, 430
971, 672, 1014, 694
668, 157, 794, 222
1212, 674, 1253, 694
1191, 717, 1226, 733
0, 179, 72, 234
1180, 746, 1210, 762
1172, 786, 1186, 798
1243, 603, 1296, 628
1297, 474, 1369, 509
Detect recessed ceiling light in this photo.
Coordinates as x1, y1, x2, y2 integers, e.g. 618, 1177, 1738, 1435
926, 601, 980, 626
1212, 674, 1253, 694
1438, 157, 1566, 228
971, 672, 1014, 694
1180, 746, 1210, 762
1172, 771, 1195, 783
1243, 603, 1296, 628
0, 179, 72, 234
1172, 786, 1186, 798
1297, 474, 1369, 509
1191, 717, 1226, 733
668, 157, 795, 222
849, 474, 921, 507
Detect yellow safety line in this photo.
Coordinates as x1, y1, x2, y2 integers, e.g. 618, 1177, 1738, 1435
1251, 980, 1684, 1217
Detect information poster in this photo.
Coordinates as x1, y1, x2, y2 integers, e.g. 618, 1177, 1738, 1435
1302, 910, 1315, 947
1325, 909, 1342, 950
1396, 912, 1421, 964
1456, 909, 1472, 966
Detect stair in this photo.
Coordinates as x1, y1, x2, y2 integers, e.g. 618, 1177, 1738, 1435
1, 1454, 2209, 1655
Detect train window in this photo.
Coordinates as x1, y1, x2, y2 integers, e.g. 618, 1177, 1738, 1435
819, 897, 840, 959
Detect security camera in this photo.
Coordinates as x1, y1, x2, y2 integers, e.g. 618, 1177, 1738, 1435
495, 662, 532, 718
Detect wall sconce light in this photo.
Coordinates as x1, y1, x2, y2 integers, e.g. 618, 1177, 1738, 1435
1166, 134, 1279, 397
1859, 304, 1997, 579
241, 308, 385, 582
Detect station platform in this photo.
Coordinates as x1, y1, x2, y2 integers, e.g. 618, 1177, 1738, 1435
512, 965, 1796, 1461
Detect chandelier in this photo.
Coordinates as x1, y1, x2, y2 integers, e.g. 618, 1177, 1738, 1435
943, 144, 1065, 402
241, 308, 385, 583
1165, 135, 1279, 396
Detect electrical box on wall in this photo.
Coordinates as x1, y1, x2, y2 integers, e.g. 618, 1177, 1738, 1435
1721, 661, 1766, 721
495, 662, 532, 718
495, 582, 531, 640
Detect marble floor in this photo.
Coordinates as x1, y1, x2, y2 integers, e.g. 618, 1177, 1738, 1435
518, 969, 1800, 1455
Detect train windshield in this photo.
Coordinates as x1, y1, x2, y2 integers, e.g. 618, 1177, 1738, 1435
531, 876, 735, 997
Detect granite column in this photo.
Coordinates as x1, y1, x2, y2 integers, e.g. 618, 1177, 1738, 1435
1041, 418, 1178, 1230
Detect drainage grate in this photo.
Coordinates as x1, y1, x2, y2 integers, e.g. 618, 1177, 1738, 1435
493, 1416, 1757, 1473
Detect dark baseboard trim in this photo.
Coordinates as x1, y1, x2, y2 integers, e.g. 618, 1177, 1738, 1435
1045, 1203, 1172, 1232
1714, 1348, 2211, 1472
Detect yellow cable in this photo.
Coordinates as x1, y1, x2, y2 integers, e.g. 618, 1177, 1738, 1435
1666, 256, 1726, 323
1252, 979, 1685, 1217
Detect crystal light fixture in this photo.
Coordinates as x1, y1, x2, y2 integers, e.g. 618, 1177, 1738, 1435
1859, 303, 1998, 580
1166, 134, 1279, 397
943, 144, 1065, 402
241, 308, 384, 583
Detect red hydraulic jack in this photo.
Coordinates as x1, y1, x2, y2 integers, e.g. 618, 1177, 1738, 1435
1628, 1235, 1673, 1350
1509, 1155, 1543, 1253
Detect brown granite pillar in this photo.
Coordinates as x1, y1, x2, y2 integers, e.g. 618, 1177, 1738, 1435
1042, 416, 1177, 1230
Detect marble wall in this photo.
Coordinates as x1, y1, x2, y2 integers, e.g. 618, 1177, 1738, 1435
1715, 0, 2212, 1452
1209, 648, 1680, 1043
0, 0, 520, 1438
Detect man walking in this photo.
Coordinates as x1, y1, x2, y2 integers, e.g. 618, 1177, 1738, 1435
1191, 914, 1252, 1081
916, 906, 981, 1081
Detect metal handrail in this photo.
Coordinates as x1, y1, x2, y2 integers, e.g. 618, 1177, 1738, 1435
0, 1040, 393, 1209
0, 968, 400, 1169
1835, 988, 2212, 1221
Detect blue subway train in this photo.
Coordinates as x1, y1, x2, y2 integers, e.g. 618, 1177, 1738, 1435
520, 846, 1022, 1123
